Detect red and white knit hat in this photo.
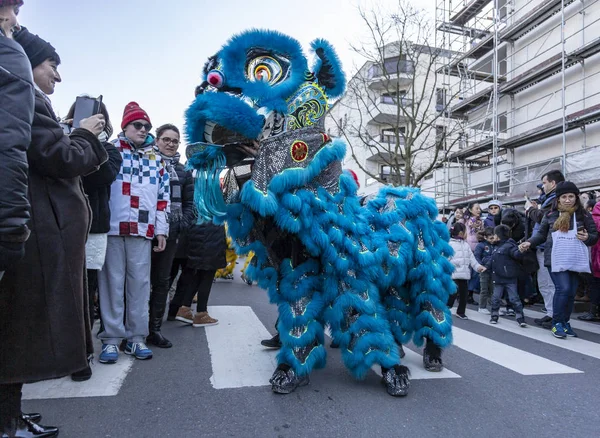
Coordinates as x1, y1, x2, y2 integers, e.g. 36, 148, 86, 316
121, 101, 151, 130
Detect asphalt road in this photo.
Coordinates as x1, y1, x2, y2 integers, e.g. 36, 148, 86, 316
22, 263, 600, 438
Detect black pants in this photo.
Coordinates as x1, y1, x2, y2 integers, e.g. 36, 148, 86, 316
448, 279, 468, 315
87, 269, 98, 322
169, 267, 217, 314
151, 239, 179, 302
0, 383, 22, 428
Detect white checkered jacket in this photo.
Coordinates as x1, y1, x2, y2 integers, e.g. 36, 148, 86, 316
108, 136, 170, 239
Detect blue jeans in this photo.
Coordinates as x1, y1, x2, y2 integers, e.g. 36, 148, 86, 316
549, 271, 580, 324
491, 282, 523, 318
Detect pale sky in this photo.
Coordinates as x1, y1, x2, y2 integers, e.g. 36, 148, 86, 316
19, 0, 435, 141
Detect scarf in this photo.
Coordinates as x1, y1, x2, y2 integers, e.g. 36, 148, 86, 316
553, 203, 578, 232
162, 152, 182, 223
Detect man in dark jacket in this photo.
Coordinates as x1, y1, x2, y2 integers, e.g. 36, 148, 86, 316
0, 28, 107, 438
490, 225, 527, 327
148, 124, 195, 348
0, 1, 33, 277
526, 170, 564, 327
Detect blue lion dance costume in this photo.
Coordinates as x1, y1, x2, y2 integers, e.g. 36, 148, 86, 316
184, 30, 455, 396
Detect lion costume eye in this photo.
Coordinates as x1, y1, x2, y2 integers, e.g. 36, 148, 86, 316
246, 55, 289, 85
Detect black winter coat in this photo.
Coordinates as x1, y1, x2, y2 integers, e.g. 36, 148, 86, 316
491, 239, 524, 284
83, 142, 122, 233
164, 159, 195, 241
0, 91, 107, 384
0, 36, 34, 267
178, 222, 227, 271
528, 205, 599, 268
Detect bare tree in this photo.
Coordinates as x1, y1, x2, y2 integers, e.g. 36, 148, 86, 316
330, 0, 463, 187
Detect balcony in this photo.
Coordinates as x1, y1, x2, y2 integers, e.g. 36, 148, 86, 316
366, 97, 412, 125
368, 61, 414, 91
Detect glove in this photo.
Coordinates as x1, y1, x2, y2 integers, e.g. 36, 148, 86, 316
0, 241, 26, 272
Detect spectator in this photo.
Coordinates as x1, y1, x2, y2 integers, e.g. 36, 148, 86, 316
578, 200, 600, 321
474, 227, 497, 314
168, 221, 226, 327
447, 222, 485, 320
484, 200, 502, 228
461, 202, 484, 304
446, 206, 463, 231
526, 170, 564, 328
97, 102, 170, 364
520, 181, 598, 338
0, 0, 32, 278
148, 124, 194, 348
62, 99, 122, 382
2, 27, 107, 438
585, 199, 596, 213
490, 225, 527, 327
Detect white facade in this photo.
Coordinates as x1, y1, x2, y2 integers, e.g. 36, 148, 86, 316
433, 0, 600, 209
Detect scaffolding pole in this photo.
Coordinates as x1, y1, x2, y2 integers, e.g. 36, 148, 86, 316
561, 0, 567, 175
492, 0, 499, 198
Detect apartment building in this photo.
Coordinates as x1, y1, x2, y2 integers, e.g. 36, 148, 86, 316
428, 0, 600, 208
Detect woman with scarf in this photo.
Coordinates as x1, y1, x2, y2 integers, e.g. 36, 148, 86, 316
520, 181, 598, 338
148, 124, 195, 348
461, 202, 484, 304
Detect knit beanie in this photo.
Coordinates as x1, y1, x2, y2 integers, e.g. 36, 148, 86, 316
121, 101, 151, 130
488, 199, 502, 208
14, 27, 60, 69
0, 1, 24, 6
555, 181, 580, 198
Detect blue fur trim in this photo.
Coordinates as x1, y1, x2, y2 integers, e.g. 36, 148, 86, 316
310, 38, 346, 98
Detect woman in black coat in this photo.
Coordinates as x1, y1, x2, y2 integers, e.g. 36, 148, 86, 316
0, 29, 107, 437
168, 221, 227, 327
521, 181, 599, 339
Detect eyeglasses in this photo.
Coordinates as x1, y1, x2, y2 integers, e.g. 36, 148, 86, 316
131, 122, 152, 131
159, 137, 180, 146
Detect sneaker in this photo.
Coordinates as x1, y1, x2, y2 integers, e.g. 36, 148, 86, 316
455, 313, 468, 320
551, 323, 567, 339
490, 315, 499, 324
517, 317, 527, 327
541, 320, 553, 330
99, 344, 119, 364
175, 306, 194, 324
563, 322, 578, 337
192, 311, 219, 327
541, 307, 547, 313
124, 342, 153, 360
534, 315, 552, 326
261, 333, 282, 349
478, 308, 491, 315
505, 308, 516, 317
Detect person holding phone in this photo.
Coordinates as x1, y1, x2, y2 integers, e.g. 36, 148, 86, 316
97, 102, 170, 364
1, 28, 108, 438
519, 181, 598, 338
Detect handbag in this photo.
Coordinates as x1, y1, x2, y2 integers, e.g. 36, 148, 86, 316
550, 215, 591, 273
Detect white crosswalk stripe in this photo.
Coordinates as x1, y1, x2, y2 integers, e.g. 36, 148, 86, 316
464, 309, 600, 360
523, 308, 600, 335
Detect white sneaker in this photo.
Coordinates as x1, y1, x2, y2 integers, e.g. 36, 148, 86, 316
478, 308, 491, 315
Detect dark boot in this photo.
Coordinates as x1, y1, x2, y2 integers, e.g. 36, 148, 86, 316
423, 338, 443, 372
381, 365, 410, 397
147, 292, 172, 348
3, 416, 58, 437
260, 333, 281, 349
270, 364, 309, 394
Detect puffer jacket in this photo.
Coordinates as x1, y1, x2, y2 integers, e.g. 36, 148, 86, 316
0, 34, 34, 267
449, 238, 483, 280
178, 222, 227, 271
491, 238, 523, 284
528, 204, 599, 268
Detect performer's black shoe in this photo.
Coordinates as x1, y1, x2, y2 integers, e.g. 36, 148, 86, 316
261, 333, 281, 349
381, 365, 410, 397
3, 416, 58, 437
269, 363, 309, 394
423, 339, 443, 372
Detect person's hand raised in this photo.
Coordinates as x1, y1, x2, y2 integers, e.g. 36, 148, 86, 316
79, 114, 106, 137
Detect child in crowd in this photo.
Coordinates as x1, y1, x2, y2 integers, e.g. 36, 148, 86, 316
490, 225, 527, 327
474, 227, 497, 314
448, 223, 486, 320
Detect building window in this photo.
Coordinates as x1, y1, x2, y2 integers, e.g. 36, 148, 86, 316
369, 56, 414, 78
436, 126, 446, 151
436, 88, 447, 113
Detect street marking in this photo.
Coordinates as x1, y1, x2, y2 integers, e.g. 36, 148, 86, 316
464, 309, 600, 360
523, 308, 600, 335
22, 325, 134, 400
370, 346, 461, 379
205, 306, 278, 389
452, 326, 582, 375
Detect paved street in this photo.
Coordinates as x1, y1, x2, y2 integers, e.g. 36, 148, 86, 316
23, 261, 600, 438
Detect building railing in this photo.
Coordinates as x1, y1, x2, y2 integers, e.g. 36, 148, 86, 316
368, 61, 415, 79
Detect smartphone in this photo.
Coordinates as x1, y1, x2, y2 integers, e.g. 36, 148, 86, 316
72, 95, 103, 128
577, 225, 585, 233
